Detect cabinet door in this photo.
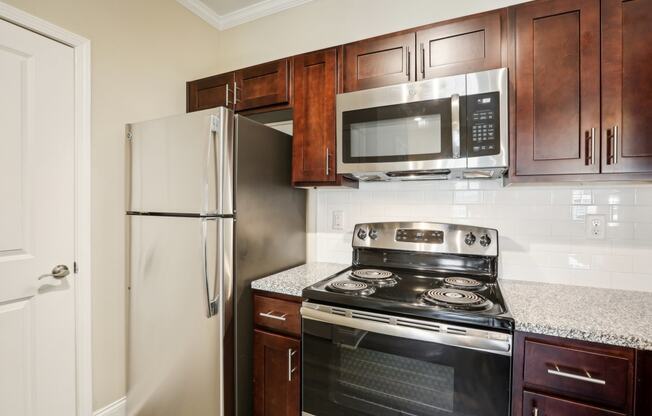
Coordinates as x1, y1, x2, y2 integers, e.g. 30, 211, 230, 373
235, 58, 290, 112
292, 48, 337, 184
253, 330, 300, 416
513, 0, 601, 176
417, 11, 503, 80
601, 0, 652, 174
186, 72, 235, 112
523, 392, 624, 416
342, 32, 415, 92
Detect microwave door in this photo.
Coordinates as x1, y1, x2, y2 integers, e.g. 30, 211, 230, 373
337, 74, 467, 175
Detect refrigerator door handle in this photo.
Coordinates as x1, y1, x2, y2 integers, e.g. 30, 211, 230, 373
202, 218, 220, 317
206, 115, 223, 215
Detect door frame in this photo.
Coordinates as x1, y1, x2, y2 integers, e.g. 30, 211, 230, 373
0, 2, 93, 415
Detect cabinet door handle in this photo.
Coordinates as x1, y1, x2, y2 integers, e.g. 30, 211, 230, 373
225, 84, 231, 107
406, 47, 411, 78
420, 43, 426, 79
532, 407, 539, 416
258, 311, 287, 321
287, 348, 297, 381
547, 364, 606, 385
325, 147, 331, 176
586, 128, 595, 165
613, 125, 619, 164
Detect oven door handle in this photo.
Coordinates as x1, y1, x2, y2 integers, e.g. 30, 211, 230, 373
301, 306, 512, 356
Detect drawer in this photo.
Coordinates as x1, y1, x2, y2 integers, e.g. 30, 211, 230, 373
523, 339, 634, 411
523, 391, 625, 416
253, 294, 301, 337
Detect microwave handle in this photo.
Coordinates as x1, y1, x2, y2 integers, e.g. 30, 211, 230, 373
451, 94, 461, 159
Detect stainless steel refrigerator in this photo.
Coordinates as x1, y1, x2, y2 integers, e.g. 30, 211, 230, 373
125, 107, 306, 416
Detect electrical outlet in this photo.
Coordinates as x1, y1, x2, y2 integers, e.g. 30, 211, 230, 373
586, 215, 605, 240
332, 210, 344, 231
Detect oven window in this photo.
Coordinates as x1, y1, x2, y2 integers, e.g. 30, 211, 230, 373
339, 346, 454, 414
302, 319, 511, 416
342, 98, 460, 164
349, 114, 442, 158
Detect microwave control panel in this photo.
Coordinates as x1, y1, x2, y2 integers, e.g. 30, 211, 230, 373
467, 92, 500, 157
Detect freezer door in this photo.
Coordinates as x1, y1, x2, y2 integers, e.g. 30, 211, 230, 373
127, 107, 234, 215
127, 215, 233, 416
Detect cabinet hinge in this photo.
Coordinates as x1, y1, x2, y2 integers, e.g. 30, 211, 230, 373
74, 261, 78, 274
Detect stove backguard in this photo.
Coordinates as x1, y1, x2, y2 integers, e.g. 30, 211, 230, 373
353, 248, 498, 281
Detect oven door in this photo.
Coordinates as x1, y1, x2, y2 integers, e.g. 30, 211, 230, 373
301, 304, 512, 416
336, 75, 467, 176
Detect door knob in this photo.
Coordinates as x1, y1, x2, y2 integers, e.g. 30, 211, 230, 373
39, 264, 70, 280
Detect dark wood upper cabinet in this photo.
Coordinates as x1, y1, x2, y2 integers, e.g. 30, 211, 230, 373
601, 0, 652, 174
292, 48, 337, 184
186, 72, 235, 112
235, 58, 290, 112
342, 32, 415, 92
416, 10, 504, 80
513, 0, 601, 176
253, 329, 300, 416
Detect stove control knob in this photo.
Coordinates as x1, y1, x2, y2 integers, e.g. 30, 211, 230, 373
368, 228, 378, 240
479, 234, 492, 247
357, 228, 367, 240
464, 232, 476, 246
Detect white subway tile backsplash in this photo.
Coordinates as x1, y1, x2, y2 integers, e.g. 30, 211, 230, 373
635, 188, 652, 205
312, 181, 652, 292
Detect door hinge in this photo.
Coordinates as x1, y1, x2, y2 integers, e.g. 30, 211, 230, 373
74, 261, 78, 274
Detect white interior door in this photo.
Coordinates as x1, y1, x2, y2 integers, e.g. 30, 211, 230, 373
0, 18, 77, 416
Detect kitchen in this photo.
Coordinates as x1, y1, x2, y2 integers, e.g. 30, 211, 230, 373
0, 0, 651, 415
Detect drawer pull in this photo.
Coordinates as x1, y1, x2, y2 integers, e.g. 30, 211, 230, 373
547, 364, 606, 385
259, 311, 287, 321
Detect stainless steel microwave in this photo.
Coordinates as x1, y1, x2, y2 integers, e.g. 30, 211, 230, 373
336, 68, 508, 181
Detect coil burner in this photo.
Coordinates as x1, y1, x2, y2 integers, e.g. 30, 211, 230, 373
327, 280, 375, 296
443, 277, 485, 291
422, 288, 492, 310
350, 269, 397, 287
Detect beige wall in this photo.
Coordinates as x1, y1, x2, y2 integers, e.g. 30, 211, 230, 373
4, 0, 221, 410
4, 0, 528, 411
205, 0, 528, 75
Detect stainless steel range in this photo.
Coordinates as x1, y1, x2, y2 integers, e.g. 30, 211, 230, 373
301, 222, 513, 416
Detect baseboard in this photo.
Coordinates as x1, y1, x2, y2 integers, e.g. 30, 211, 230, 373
93, 397, 126, 416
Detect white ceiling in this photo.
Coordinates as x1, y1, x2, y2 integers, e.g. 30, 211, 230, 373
201, 0, 263, 15
177, 0, 313, 31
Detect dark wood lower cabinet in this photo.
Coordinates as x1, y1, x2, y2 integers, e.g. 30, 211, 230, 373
253, 329, 300, 416
523, 392, 625, 416
513, 332, 638, 416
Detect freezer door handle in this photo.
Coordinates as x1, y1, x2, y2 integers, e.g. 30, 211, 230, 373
202, 218, 220, 317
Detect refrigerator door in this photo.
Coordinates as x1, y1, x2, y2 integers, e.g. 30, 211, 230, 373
127, 107, 234, 215
127, 215, 233, 416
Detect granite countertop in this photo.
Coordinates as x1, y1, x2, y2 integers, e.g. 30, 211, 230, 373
500, 279, 652, 350
251, 263, 349, 297
252, 262, 652, 350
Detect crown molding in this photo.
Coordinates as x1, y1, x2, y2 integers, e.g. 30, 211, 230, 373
177, 0, 313, 31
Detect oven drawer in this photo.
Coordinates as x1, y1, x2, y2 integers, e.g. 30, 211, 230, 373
523, 391, 625, 416
253, 294, 300, 336
523, 339, 634, 410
